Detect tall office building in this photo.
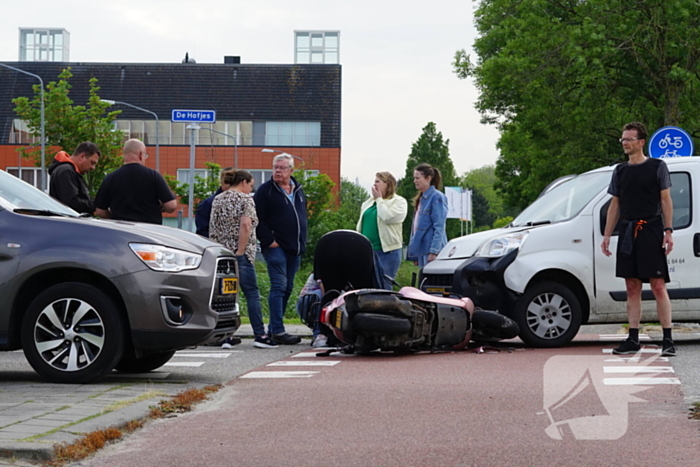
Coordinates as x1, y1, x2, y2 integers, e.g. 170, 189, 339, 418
19, 28, 70, 62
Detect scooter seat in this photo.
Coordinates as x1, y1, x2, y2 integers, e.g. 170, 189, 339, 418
398, 286, 473, 311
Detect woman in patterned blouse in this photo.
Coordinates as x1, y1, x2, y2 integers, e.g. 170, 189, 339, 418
210, 169, 277, 349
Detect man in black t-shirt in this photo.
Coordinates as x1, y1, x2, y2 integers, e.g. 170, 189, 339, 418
95, 139, 177, 224
601, 122, 676, 356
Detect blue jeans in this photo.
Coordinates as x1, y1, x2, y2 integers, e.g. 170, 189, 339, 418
236, 255, 264, 337
262, 247, 301, 335
374, 248, 402, 289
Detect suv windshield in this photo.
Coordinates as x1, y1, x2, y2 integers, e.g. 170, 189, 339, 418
0, 170, 78, 216
511, 171, 611, 227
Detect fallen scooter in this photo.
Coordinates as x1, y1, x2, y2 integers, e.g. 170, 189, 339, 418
310, 230, 519, 354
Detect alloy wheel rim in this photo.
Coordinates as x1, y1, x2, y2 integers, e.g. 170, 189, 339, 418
34, 298, 106, 372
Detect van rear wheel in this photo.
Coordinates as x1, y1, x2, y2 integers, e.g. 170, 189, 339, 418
513, 281, 581, 348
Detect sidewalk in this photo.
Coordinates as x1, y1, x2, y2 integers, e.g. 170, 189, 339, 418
0, 325, 312, 465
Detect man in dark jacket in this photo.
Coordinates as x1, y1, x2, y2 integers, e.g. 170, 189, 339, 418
48, 142, 100, 214
254, 153, 308, 345
195, 167, 232, 237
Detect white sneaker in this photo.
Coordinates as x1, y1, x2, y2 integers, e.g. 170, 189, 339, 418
312, 335, 328, 348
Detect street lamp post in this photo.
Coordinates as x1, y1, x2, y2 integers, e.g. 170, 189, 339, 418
186, 124, 200, 232
199, 126, 238, 168
101, 99, 160, 172
1, 62, 46, 191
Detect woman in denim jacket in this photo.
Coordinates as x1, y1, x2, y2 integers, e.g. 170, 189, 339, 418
407, 163, 448, 268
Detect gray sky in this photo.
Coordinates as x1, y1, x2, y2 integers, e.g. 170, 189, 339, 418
2, 0, 500, 190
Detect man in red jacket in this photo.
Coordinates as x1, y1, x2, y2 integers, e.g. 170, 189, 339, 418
48, 142, 100, 214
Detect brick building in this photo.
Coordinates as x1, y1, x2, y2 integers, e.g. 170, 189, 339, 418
0, 59, 341, 225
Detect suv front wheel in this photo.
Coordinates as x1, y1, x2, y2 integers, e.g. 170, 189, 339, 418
21, 282, 125, 383
513, 281, 581, 348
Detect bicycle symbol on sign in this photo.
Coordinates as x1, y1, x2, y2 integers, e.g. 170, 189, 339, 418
658, 134, 683, 149
661, 149, 681, 158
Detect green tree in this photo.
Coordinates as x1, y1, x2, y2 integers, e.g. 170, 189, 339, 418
299, 172, 336, 265
300, 177, 369, 265
397, 122, 460, 241
468, 187, 496, 229
455, 0, 700, 210
12, 68, 124, 195
165, 162, 222, 209
461, 165, 517, 220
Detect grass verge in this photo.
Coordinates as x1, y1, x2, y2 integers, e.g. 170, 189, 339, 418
44, 384, 222, 467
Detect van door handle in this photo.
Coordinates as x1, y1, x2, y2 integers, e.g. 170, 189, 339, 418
694, 234, 700, 257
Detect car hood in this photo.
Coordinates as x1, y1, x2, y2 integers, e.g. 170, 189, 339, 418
437, 226, 529, 259
65, 216, 220, 253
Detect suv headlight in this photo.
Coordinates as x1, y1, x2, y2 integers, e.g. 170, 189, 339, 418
129, 243, 202, 272
475, 231, 529, 258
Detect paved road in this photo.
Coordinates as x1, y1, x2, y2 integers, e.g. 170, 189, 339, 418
75, 329, 700, 467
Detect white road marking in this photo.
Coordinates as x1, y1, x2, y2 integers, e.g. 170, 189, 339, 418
293, 351, 356, 358
604, 357, 669, 362
603, 366, 674, 373
108, 372, 171, 379
173, 353, 235, 358
163, 362, 205, 367
240, 371, 319, 378
267, 361, 341, 367
599, 334, 651, 341
602, 348, 660, 354
603, 377, 680, 385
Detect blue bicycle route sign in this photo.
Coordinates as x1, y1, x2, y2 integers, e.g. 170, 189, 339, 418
171, 109, 216, 123
648, 126, 694, 159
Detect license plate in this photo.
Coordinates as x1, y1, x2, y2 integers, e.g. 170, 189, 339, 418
334, 310, 342, 329
220, 278, 238, 294
425, 287, 446, 294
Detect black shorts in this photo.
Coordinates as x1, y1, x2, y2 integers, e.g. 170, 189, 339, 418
615, 221, 669, 283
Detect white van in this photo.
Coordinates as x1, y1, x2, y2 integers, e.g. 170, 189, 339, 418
420, 157, 696, 347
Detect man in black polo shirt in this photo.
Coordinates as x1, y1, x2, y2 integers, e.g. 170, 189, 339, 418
601, 122, 676, 356
95, 139, 177, 224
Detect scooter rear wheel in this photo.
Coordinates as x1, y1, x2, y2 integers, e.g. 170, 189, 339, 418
352, 313, 411, 335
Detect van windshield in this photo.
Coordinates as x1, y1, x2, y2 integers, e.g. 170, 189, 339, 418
511, 172, 611, 227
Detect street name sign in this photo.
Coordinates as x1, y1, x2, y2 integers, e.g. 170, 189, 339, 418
171, 109, 216, 123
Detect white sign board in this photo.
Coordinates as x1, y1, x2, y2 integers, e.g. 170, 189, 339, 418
445, 187, 472, 221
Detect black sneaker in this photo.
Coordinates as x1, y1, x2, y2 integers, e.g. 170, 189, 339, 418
271, 332, 302, 345
662, 338, 677, 357
221, 336, 242, 349
253, 335, 279, 349
612, 338, 641, 355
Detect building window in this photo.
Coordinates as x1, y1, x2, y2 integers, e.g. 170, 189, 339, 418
112, 120, 253, 146
265, 122, 321, 146
7, 167, 43, 187
176, 168, 212, 186
295, 30, 340, 64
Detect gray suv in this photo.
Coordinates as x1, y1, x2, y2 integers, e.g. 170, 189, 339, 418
0, 170, 240, 383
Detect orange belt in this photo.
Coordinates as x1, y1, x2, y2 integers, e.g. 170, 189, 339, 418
634, 219, 647, 238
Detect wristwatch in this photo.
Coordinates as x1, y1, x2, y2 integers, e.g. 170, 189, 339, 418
664, 227, 674, 233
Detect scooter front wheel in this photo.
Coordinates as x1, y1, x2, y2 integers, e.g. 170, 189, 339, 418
352, 313, 411, 335
472, 310, 519, 340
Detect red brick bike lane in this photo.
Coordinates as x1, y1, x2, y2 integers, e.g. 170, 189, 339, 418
85, 341, 700, 467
